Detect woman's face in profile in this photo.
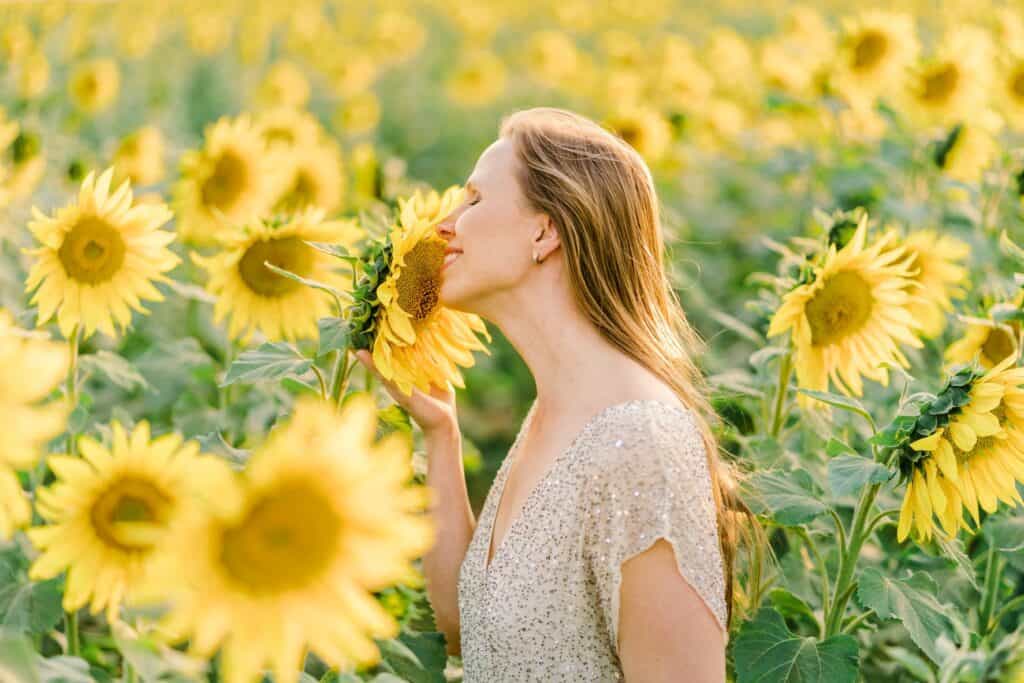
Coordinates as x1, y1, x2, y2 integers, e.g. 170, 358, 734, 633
436, 136, 540, 315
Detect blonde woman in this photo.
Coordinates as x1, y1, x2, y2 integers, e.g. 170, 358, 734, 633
357, 107, 751, 682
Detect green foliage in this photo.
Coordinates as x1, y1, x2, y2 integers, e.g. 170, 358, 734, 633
733, 608, 859, 683
221, 342, 313, 387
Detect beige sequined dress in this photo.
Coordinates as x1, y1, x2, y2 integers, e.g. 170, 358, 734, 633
457, 398, 728, 681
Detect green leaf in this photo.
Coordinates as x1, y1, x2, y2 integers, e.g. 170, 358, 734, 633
220, 342, 312, 387
856, 568, 957, 665
932, 536, 979, 591
796, 389, 874, 427
263, 262, 349, 308
80, 350, 150, 391
317, 317, 351, 358
825, 438, 858, 457
768, 588, 819, 633
749, 346, 788, 371
0, 634, 38, 683
305, 240, 359, 262
37, 655, 92, 683
733, 608, 858, 683
377, 629, 446, 683
746, 470, 827, 526
710, 310, 764, 345
985, 513, 1024, 552
827, 455, 891, 498
0, 545, 62, 635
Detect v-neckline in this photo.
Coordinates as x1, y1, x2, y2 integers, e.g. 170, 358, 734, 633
481, 397, 687, 577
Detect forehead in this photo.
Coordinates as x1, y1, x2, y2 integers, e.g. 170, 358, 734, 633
466, 138, 516, 188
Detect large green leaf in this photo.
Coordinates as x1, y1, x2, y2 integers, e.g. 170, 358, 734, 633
377, 628, 447, 683
0, 544, 62, 635
0, 635, 37, 683
856, 568, 958, 665
827, 455, 891, 498
221, 342, 312, 387
796, 389, 874, 427
80, 350, 150, 391
733, 608, 859, 683
746, 470, 828, 526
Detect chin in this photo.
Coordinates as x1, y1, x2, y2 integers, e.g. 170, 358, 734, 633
440, 274, 477, 314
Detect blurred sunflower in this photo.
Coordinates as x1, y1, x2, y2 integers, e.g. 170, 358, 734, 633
0, 110, 20, 209
0, 312, 68, 539
703, 28, 761, 105
147, 395, 434, 683
113, 125, 166, 187
27, 422, 223, 621
348, 186, 492, 396
881, 228, 970, 338
832, 11, 920, 101
272, 140, 345, 215
445, 49, 507, 108
68, 57, 120, 114
902, 25, 993, 128
173, 115, 277, 245
523, 30, 579, 89
933, 114, 1002, 184
604, 106, 673, 162
653, 35, 714, 113
947, 319, 1021, 369
995, 53, 1024, 131
24, 167, 179, 339
193, 207, 362, 342
16, 48, 50, 100
256, 106, 321, 151
894, 355, 1024, 542
3, 120, 45, 203
257, 60, 310, 110
333, 92, 381, 137
768, 214, 923, 408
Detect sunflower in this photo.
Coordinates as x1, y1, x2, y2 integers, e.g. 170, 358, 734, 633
831, 11, 920, 102
653, 35, 714, 114
255, 107, 322, 151
173, 115, 278, 246
24, 167, 180, 340
271, 140, 346, 215
0, 311, 68, 539
146, 395, 435, 683
27, 422, 224, 621
603, 106, 673, 162
113, 125, 166, 187
193, 207, 363, 342
0, 109, 20, 209
333, 92, 381, 137
894, 355, 1024, 542
523, 30, 580, 89
348, 186, 492, 396
947, 319, 1021, 370
995, 53, 1024, 131
257, 60, 310, 110
880, 228, 970, 338
68, 57, 120, 114
767, 213, 924, 409
901, 25, 994, 129
445, 49, 508, 108
933, 114, 1001, 184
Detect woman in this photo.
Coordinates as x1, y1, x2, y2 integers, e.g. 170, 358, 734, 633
357, 107, 746, 681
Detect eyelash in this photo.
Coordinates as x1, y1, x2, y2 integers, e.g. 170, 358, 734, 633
468, 197, 480, 206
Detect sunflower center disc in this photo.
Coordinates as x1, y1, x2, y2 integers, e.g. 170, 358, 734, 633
58, 216, 127, 284
852, 31, 888, 71
1011, 70, 1024, 99
982, 327, 1016, 366
90, 477, 171, 552
238, 236, 314, 297
921, 63, 960, 105
396, 239, 445, 321
219, 480, 341, 594
201, 150, 248, 211
805, 270, 874, 346
276, 170, 317, 212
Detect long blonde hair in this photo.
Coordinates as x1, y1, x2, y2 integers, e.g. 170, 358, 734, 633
499, 106, 760, 628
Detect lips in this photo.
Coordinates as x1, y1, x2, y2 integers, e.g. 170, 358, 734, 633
442, 249, 462, 271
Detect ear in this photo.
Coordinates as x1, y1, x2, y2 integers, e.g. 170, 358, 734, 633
534, 214, 561, 257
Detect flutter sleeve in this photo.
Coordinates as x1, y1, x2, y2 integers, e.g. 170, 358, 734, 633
582, 404, 729, 652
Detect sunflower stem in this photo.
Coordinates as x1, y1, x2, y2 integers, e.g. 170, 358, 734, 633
770, 351, 793, 437
841, 608, 875, 635
330, 349, 351, 406
65, 325, 81, 457
65, 609, 80, 656
824, 481, 882, 637
978, 538, 1002, 637
311, 365, 328, 401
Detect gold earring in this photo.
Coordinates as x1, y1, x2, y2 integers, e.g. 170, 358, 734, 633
533, 252, 542, 264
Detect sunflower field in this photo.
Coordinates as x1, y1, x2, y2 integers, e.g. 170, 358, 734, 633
2, 0, 1024, 681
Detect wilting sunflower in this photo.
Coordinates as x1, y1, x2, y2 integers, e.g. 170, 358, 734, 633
173, 115, 278, 245
947, 319, 1021, 369
880, 227, 970, 338
271, 140, 346, 215
832, 11, 920, 101
24, 167, 180, 340
27, 422, 223, 621
0, 311, 68, 539
193, 207, 363, 342
348, 186, 492, 396
146, 395, 434, 683
890, 355, 1024, 542
902, 25, 994, 128
68, 57, 120, 114
768, 214, 924, 408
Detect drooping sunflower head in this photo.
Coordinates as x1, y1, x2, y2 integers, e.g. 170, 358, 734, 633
193, 207, 363, 343
768, 212, 924, 408
881, 354, 1024, 543
148, 395, 434, 683
349, 186, 492, 396
27, 422, 222, 621
25, 167, 180, 340
0, 311, 68, 539
880, 227, 970, 339
173, 114, 278, 245
833, 11, 919, 100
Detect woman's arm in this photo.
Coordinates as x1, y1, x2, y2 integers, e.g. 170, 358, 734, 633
617, 538, 727, 682
420, 418, 475, 656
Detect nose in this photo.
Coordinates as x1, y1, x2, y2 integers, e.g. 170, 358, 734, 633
436, 209, 457, 240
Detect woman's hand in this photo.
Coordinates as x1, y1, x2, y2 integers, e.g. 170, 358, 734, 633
353, 349, 458, 436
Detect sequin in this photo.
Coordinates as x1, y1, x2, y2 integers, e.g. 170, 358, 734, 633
456, 398, 728, 681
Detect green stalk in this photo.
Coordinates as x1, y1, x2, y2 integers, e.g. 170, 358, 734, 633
65, 610, 80, 656
63, 325, 82, 655
977, 540, 1002, 636
824, 481, 883, 637
330, 348, 351, 406
770, 351, 793, 437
